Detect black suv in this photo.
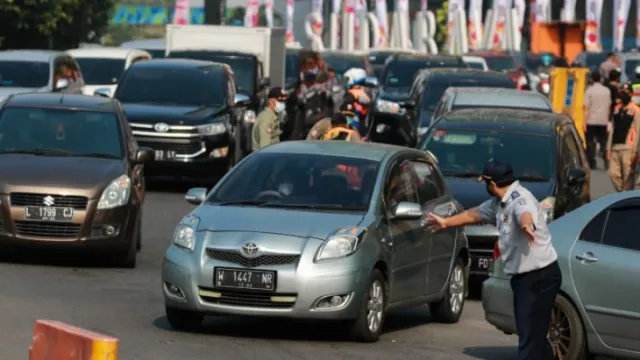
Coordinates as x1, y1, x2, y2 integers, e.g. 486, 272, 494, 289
419, 108, 590, 281
369, 54, 467, 147
113, 59, 251, 182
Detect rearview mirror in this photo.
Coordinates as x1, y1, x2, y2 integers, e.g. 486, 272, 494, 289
185, 187, 207, 205
566, 167, 586, 187
135, 147, 154, 163
233, 93, 251, 107
55, 78, 69, 91
260, 77, 271, 88
94, 88, 112, 98
391, 202, 423, 220
363, 76, 379, 88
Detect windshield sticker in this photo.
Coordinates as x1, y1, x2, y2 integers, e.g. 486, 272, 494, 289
440, 134, 477, 145
388, 78, 399, 83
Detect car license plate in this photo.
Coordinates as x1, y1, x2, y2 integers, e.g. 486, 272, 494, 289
214, 268, 276, 291
24, 206, 74, 222
472, 254, 493, 272
154, 150, 176, 161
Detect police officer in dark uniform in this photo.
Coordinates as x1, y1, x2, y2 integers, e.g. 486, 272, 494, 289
426, 160, 561, 360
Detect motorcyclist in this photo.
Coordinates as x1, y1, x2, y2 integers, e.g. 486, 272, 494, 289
321, 111, 362, 142
631, 66, 640, 105
293, 52, 333, 139
307, 101, 356, 140
341, 68, 372, 136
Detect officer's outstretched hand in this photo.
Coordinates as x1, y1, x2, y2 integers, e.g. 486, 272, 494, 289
426, 212, 447, 232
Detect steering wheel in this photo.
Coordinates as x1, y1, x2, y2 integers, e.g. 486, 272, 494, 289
256, 190, 284, 201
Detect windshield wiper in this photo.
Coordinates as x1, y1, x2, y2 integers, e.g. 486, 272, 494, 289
71, 153, 120, 159
441, 171, 483, 178
0, 148, 73, 156
261, 203, 365, 211
217, 200, 269, 206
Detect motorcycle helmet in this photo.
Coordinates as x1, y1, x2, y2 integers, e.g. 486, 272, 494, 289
343, 68, 367, 88
541, 54, 553, 67
635, 66, 640, 77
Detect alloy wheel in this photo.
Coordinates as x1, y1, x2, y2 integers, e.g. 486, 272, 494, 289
548, 304, 573, 359
366, 279, 384, 333
449, 264, 465, 315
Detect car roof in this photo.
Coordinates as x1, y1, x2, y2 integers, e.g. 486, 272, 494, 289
390, 54, 461, 62
467, 51, 512, 58
259, 140, 424, 161
168, 49, 255, 58
119, 39, 165, 49
423, 68, 508, 78
0, 50, 61, 62
129, 58, 227, 70
66, 47, 148, 59
435, 108, 568, 135
322, 50, 366, 58
448, 88, 551, 110
4, 93, 117, 112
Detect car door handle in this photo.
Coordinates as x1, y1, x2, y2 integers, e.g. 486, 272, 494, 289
575, 252, 598, 263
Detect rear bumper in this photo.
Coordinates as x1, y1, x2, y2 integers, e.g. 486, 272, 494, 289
482, 276, 516, 335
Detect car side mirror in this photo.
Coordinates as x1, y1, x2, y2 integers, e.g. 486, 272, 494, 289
401, 100, 416, 109
135, 147, 154, 163
55, 78, 70, 91
426, 150, 438, 164
566, 167, 586, 187
363, 76, 379, 88
233, 93, 251, 107
260, 77, 271, 89
185, 187, 207, 205
391, 201, 423, 220
94, 88, 112, 98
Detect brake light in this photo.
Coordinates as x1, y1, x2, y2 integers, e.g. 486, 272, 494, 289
493, 241, 501, 260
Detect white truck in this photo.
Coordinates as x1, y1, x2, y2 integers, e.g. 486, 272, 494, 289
165, 25, 286, 89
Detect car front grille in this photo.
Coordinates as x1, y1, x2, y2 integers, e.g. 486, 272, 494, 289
137, 140, 203, 154
14, 221, 81, 238
199, 288, 297, 308
10, 193, 88, 210
466, 235, 498, 250
206, 249, 300, 268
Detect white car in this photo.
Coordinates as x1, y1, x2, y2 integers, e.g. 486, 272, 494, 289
66, 47, 151, 97
120, 38, 165, 59
462, 56, 488, 71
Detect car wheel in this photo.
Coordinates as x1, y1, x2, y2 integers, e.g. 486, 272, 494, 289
349, 269, 386, 342
430, 258, 466, 323
135, 217, 142, 252
115, 221, 138, 268
548, 295, 592, 360
165, 306, 204, 332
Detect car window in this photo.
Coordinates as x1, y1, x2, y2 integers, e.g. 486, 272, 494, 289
285, 52, 299, 88
74, 58, 126, 85
0, 60, 50, 88
115, 65, 227, 107
321, 54, 366, 79
207, 152, 380, 211
466, 62, 485, 70
0, 107, 123, 158
561, 131, 581, 169
410, 161, 442, 204
422, 128, 554, 180
579, 210, 606, 243
602, 206, 640, 251
384, 160, 419, 210
482, 56, 517, 72
421, 78, 516, 112
143, 49, 165, 59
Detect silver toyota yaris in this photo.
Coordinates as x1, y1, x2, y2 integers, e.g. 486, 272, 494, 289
162, 141, 470, 342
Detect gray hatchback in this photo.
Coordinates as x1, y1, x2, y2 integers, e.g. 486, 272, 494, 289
162, 141, 470, 342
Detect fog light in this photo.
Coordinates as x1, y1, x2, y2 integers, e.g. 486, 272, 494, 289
165, 282, 185, 299
314, 294, 350, 310
376, 124, 389, 133
104, 225, 115, 236
209, 146, 229, 158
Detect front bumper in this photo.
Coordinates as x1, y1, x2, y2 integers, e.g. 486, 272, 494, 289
0, 194, 137, 251
464, 224, 499, 277
162, 243, 369, 320
482, 276, 516, 334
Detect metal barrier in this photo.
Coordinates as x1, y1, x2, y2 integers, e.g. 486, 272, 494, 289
29, 320, 118, 360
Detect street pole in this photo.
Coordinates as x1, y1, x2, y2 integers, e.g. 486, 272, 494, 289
204, 0, 227, 25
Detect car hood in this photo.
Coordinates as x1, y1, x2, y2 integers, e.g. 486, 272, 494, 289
0, 87, 42, 101
121, 103, 224, 124
195, 205, 366, 240
0, 155, 125, 198
445, 176, 554, 210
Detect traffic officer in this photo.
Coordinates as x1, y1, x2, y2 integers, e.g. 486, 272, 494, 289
426, 160, 561, 360
607, 83, 640, 191
252, 87, 287, 151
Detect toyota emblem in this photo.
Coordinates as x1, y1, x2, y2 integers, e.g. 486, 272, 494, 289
154, 123, 169, 133
241, 242, 260, 258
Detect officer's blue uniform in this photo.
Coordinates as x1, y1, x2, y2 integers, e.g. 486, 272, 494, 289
477, 160, 562, 360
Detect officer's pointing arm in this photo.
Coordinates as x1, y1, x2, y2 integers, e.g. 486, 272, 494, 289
513, 197, 536, 228
440, 199, 496, 228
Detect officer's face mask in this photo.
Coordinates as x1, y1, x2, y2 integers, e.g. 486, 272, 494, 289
274, 101, 286, 114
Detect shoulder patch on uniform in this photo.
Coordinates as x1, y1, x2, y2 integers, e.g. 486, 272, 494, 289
510, 191, 520, 200
517, 198, 527, 206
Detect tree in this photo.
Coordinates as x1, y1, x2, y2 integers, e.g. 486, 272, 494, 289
435, 0, 449, 51
225, 5, 284, 27
0, 0, 115, 50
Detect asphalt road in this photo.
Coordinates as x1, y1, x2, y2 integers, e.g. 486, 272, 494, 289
0, 164, 614, 360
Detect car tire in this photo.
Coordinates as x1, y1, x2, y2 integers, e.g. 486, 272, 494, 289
115, 221, 139, 269
549, 295, 592, 360
348, 269, 386, 343
135, 217, 142, 252
430, 258, 466, 323
165, 306, 204, 333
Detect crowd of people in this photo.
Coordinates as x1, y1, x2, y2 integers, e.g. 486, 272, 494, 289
584, 52, 640, 191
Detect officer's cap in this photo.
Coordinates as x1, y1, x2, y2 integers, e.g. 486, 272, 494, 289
477, 160, 516, 186
268, 87, 288, 101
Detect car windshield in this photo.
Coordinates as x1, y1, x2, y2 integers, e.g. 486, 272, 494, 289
322, 54, 364, 78
0, 61, 49, 88
368, 51, 395, 66
382, 59, 463, 93
168, 51, 255, 94
285, 52, 299, 88
0, 107, 123, 158
115, 66, 226, 107
207, 152, 380, 211
421, 78, 516, 111
75, 58, 126, 85
524, 54, 553, 71
483, 56, 517, 72
144, 49, 165, 58
421, 129, 553, 180
466, 62, 485, 70
624, 59, 640, 80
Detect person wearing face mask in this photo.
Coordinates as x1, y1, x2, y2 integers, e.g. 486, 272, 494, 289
606, 83, 640, 191
426, 159, 560, 360
252, 87, 288, 151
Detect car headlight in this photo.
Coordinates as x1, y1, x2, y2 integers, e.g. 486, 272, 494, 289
196, 122, 227, 135
376, 99, 404, 115
97, 175, 131, 210
540, 196, 555, 223
243, 110, 256, 123
315, 227, 366, 261
173, 215, 200, 251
